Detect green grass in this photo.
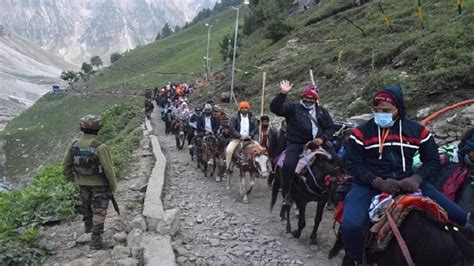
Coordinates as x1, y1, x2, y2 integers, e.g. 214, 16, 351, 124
86, 9, 246, 90
1, 93, 140, 181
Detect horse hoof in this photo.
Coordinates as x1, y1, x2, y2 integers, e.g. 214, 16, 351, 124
226, 186, 230, 190
292, 230, 301, 239
243, 198, 249, 204
310, 238, 318, 245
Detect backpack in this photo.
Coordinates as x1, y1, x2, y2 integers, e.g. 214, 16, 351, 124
71, 139, 103, 176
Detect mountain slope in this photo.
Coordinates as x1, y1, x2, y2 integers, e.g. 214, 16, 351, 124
0, 0, 215, 65
85, 9, 240, 90
0, 28, 73, 130
87, 0, 474, 119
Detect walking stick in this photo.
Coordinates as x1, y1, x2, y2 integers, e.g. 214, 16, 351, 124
259, 72, 267, 143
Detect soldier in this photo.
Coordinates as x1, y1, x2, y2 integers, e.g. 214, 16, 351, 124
62, 115, 117, 250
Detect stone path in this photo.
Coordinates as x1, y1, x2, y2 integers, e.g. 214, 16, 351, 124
153, 118, 342, 265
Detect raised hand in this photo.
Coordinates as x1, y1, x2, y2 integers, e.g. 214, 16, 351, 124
280, 80, 293, 94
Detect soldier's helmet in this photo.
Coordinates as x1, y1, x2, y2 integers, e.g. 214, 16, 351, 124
80, 115, 102, 130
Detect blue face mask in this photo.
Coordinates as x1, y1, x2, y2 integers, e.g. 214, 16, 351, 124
373, 112, 395, 128
464, 154, 474, 166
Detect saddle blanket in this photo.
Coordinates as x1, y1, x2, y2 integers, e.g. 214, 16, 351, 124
369, 194, 450, 250
274, 148, 332, 174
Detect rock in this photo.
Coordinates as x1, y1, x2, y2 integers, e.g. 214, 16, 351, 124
38, 238, 56, 251
209, 238, 220, 247
282, 254, 290, 259
113, 231, 128, 243
64, 241, 76, 249
76, 233, 91, 244
448, 131, 458, 137
66, 258, 94, 266
109, 217, 128, 232
111, 245, 130, 260
127, 228, 144, 259
128, 216, 147, 232
176, 247, 189, 256
176, 256, 188, 263
157, 208, 181, 236
116, 258, 139, 266
196, 215, 204, 224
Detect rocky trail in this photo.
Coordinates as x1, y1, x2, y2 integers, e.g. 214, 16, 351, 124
153, 117, 342, 265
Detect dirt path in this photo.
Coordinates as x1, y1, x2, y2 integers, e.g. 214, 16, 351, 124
153, 117, 342, 265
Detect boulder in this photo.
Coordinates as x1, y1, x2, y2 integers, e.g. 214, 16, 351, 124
128, 215, 147, 232
127, 228, 144, 259
156, 208, 181, 236
111, 245, 130, 260
116, 258, 139, 266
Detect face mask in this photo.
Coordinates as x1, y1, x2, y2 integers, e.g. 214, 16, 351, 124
205, 111, 211, 116
300, 100, 314, 110
464, 154, 474, 166
373, 112, 395, 128
241, 110, 249, 115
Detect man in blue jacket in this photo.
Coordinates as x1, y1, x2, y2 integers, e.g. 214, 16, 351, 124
342, 85, 467, 264
270, 80, 336, 204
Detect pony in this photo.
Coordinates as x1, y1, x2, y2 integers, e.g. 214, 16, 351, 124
271, 149, 344, 245
227, 141, 270, 203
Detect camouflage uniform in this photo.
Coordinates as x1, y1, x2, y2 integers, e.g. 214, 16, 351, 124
62, 115, 117, 249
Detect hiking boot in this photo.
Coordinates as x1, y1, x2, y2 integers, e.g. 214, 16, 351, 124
84, 221, 93, 234
90, 233, 104, 250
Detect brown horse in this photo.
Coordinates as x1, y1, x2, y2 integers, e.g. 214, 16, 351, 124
227, 141, 270, 203
201, 134, 221, 178
171, 118, 187, 150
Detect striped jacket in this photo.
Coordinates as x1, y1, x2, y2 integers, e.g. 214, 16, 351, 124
345, 85, 440, 185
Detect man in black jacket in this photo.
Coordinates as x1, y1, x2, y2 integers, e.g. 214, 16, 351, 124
197, 103, 219, 134
342, 85, 467, 263
270, 80, 336, 204
224, 101, 259, 173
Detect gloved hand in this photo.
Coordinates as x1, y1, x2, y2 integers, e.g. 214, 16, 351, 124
372, 177, 400, 194
399, 174, 423, 192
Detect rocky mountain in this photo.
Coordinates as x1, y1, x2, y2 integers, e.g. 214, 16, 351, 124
0, 0, 216, 65
0, 26, 72, 131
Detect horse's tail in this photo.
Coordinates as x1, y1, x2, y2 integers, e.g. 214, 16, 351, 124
328, 228, 344, 259
270, 169, 280, 212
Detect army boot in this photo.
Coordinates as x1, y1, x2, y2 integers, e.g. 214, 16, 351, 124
90, 233, 104, 250
84, 220, 93, 233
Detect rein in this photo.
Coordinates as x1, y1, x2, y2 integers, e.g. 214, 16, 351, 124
386, 211, 415, 266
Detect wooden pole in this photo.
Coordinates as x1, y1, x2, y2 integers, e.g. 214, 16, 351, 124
259, 71, 267, 143
309, 69, 316, 85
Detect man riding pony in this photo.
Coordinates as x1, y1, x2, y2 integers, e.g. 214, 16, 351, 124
224, 101, 259, 174
270, 81, 337, 205
342, 84, 467, 264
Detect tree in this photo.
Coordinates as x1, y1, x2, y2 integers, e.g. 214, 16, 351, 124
90, 55, 103, 70
174, 25, 181, 33
155, 32, 161, 41
161, 23, 172, 38
110, 52, 122, 63
60, 70, 80, 89
81, 62, 93, 74
219, 35, 231, 61
219, 34, 241, 62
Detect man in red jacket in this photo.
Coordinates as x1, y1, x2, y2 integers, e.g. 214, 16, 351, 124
341, 85, 467, 264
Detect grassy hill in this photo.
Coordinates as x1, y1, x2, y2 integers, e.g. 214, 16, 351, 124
1, 92, 140, 185
86, 9, 243, 90
87, 0, 473, 118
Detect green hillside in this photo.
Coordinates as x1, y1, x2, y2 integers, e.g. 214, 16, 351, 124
1, 93, 140, 184
86, 9, 242, 90
88, 0, 473, 118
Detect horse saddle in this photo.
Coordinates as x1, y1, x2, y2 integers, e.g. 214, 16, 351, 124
367, 193, 450, 252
